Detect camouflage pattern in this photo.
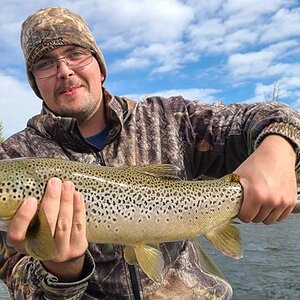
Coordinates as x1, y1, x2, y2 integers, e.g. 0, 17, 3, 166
21, 7, 107, 98
0, 88, 300, 299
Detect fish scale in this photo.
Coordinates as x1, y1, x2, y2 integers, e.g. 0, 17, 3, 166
0, 157, 298, 282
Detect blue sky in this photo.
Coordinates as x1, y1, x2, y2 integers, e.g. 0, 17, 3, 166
0, 0, 299, 138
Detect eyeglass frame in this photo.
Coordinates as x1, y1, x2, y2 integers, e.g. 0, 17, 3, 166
29, 47, 95, 79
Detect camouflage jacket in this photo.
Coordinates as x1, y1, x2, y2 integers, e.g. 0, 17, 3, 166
0, 88, 300, 300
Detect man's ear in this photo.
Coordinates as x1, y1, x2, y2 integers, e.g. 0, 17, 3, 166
101, 74, 105, 82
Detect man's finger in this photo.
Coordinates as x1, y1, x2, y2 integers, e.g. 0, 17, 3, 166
251, 206, 273, 223
40, 177, 62, 236
7, 197, 37, 251
54, 181, 75, 253
70, 192, 87, 251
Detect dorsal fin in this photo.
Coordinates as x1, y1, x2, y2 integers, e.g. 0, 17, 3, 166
134, 164, 181, 179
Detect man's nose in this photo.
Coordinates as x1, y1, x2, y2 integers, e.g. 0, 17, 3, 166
56, 59, 75, 78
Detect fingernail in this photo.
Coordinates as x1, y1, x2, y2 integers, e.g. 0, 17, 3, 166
24, 197, 37, 208
49, 177, 61, 187
63, 181, 74, 191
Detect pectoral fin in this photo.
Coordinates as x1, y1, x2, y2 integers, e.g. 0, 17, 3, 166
204, 223, 242, 259
25, 207, 56, 260
193, 239, 225, 279
133, 244, 164, 282
124, 246, 137, 265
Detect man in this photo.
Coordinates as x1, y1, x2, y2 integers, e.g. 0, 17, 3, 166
0, 6, 299, 300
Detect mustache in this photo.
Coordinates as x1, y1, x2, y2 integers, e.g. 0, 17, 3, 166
54, 79, 84, 97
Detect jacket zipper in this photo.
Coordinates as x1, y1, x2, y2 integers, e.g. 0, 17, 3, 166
128, 264, 141, 300
95, 151, 105, 165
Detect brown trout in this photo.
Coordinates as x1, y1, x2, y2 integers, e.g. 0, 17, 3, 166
0, 157, 299, 282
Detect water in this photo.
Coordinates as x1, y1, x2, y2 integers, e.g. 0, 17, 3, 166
201, 215, 300, 300
0, 216, 298, 299
0, 281, 9, 299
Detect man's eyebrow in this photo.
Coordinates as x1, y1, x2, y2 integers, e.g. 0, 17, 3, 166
39, 46, 81, 60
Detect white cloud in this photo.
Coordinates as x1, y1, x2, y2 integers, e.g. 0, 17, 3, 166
81, 0, 194, 47
223, 0, 291, 16
111, 41, 198, 74
188, 18, 226, 52
227, 50, 276, 79
188, 19, 260, 54
280, 76, 300, 89
69, 0, 195, 75
267, 40, 299, 57
186, 1, 299, 57
259, 7, 300, 43
222, 29, 257, 52
0, 74, 41, 138
185, 0, 224, 19
227, 40, 300, 81
110, 57, 151, 72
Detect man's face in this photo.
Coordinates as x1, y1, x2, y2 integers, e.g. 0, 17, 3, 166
34, 45, 105, 123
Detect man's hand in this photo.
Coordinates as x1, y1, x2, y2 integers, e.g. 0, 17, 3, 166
7, 178, 88, 282
235, 135, 297, 225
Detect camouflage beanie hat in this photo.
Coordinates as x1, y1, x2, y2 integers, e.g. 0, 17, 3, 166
21, 6, 107, 99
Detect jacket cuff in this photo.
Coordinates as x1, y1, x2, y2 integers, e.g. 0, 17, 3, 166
40, 250, 95, 299
254, 122, 300, 169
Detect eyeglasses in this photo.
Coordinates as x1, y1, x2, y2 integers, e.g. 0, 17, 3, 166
30, 48, 94, 79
